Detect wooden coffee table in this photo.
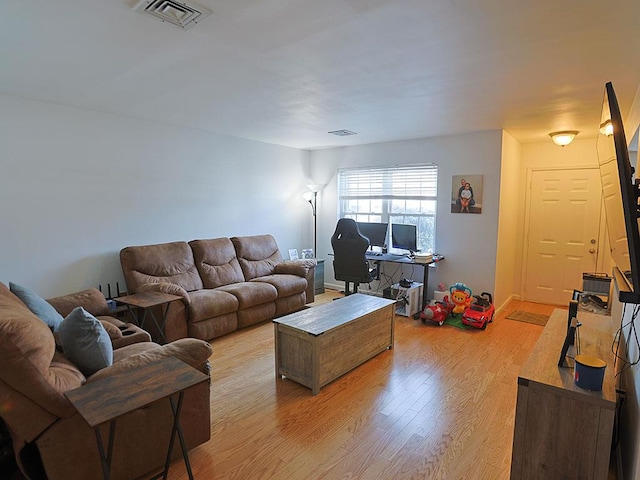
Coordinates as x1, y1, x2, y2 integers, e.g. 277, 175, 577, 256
273, 293, 396, 395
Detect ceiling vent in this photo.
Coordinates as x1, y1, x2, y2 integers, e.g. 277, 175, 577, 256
133, 0, 212, 30
329, 129, 358, 136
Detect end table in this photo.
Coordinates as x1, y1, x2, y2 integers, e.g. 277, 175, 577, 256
65, 356, 208, 480
115, 291, 182, 344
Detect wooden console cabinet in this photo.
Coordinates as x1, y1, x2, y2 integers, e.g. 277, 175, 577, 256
510, 309, 616, 480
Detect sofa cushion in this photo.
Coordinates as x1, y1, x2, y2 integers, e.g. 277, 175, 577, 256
9, 282, 64, 332
188, 289, 238, 323
120, 241, 204, 293
58, 307, 113, 376
190, 238, 245, 288
217, 281, 277, 309
231, 235, 283, 280
251, 274, 308, 297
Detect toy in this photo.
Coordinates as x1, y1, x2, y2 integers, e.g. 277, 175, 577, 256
420, 296, 454, 326
462, 292, 495, 329
449, 282, 473, 314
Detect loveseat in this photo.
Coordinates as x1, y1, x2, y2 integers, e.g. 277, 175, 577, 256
120, 234, 316, 342
0, 282, 212, 480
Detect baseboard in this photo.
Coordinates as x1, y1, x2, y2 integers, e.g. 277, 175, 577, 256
495, 294, 515, 316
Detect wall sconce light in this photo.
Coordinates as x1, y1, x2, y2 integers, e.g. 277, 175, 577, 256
599, 120, 613, 136
302, 184, 323, 258
549, 131, 579, 147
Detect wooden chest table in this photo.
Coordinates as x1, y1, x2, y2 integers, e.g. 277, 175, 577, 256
273, 293, 396, 395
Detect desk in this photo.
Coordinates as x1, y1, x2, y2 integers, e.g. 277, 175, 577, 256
365, 253, 443, 312
116, 292, 182, 344
65, 357, 208, 480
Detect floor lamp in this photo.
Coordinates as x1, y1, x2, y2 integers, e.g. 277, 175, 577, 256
303, 184, 322, 258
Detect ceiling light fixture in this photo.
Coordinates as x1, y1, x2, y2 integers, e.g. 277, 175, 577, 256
599, 120, 614, 136
549, 130, 579, 147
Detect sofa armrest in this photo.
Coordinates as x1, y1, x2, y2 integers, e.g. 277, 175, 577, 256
137, 282, 191, 305
47, 288, 110, 317
275, 259, 316, 303
275, 259, 316, 277
86, 338, 212, 384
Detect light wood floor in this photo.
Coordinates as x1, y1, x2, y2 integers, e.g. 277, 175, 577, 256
163, 291, 558, 480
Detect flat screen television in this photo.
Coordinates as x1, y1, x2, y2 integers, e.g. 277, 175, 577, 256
596, 82, 640, 303
357, 222, 388, 248
391, 223, 417, 253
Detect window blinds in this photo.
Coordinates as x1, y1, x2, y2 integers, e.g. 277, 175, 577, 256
338, 165, 438, 200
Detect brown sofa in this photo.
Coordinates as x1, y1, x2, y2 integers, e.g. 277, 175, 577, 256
0, 282, 212, 480
120, 234, 316, 342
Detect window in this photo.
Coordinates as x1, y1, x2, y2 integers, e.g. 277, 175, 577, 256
337, 165, 438, 253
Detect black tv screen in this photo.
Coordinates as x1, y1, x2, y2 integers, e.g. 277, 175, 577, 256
391, 223, 417, 252
357, 222, 388, 248
596, 82, 640, 303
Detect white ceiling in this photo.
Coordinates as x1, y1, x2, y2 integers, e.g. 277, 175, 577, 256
2, 0, 640, 149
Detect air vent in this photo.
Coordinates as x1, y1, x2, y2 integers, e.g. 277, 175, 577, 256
328, 129, 358, 136
133, 0, 212, 30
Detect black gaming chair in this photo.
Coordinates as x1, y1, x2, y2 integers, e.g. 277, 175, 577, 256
331, 218, 378, 295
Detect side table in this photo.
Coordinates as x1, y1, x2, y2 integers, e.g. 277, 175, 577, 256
314, 259, 325, 295
65, 356, 208, 480
115, 291, 182, 344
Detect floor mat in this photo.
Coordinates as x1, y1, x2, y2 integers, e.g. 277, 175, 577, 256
505, 310, 549, 326
443, 315, 471, 330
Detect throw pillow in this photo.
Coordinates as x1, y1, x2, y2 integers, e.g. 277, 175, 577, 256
9, 282, 64, 332
58, 307, 113, 376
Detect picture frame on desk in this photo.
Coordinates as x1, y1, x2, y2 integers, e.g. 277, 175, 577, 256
288, 249, 299, 260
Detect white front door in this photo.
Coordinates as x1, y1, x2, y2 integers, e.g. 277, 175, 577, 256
523, 168, 603, 305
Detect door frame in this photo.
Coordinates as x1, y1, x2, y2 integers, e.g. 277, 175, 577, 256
519, 165, 609, 303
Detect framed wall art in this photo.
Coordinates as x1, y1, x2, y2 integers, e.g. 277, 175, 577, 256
451, 174, 483, 214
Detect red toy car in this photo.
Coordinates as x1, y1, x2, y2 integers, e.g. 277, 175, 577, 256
462, 292, 494, 329
420, 297, 454, 326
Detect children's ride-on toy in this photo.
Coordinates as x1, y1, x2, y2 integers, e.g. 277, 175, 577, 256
420, 296, 454, 326
449, 282, 473, 315
461, 292, 495, 330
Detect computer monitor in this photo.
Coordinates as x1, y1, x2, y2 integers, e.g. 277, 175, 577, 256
391, 223, 417, 252
356, 222, 388, 248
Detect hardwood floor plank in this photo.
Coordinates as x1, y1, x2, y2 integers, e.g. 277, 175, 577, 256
162, 291, 557, 480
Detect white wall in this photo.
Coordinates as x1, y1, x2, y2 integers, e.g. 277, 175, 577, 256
494, 131, 522, 310
309, 130, 503, 300
0, 95, 311, 297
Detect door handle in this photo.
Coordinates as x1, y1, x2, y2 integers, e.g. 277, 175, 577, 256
589, 248, 596, 254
